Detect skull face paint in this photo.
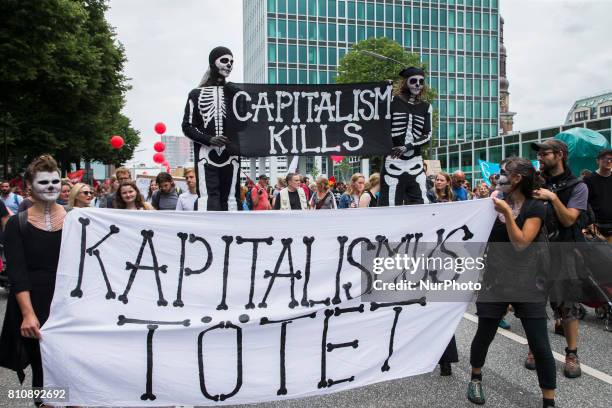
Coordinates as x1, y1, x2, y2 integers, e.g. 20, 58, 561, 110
495, 169, 512, 194
31, 171, 61, 202
407, 75, 425, 97
215, 54, 234, 78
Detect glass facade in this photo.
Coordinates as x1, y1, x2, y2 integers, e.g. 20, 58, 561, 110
255, 0, 501, 146
433, 117, 612, 185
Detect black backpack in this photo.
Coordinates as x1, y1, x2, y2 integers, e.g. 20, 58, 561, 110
543, 178, 593, 241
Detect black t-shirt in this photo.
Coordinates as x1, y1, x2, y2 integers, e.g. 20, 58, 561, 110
489, 199, 546, 242
584, 172, 612, 224
273, 190, 302, 210
483, 199, 546, 301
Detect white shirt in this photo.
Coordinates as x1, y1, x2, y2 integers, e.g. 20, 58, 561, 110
175, 191, 198, 211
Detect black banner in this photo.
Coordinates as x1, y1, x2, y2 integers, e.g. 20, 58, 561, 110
232, 82, 393, 157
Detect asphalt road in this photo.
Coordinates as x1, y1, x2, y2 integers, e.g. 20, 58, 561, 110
0, 289, 610, 408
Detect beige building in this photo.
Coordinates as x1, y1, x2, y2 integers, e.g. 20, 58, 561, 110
565, 92, 612, 124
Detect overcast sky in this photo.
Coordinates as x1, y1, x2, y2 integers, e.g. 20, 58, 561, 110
106, 0, 612, 166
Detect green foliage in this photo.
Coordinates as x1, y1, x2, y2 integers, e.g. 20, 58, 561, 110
335, 37, 439, 159
0, 0, 139, 173
309, 164, 320, 180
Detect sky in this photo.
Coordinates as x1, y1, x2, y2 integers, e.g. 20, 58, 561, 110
106, 0, 612, 166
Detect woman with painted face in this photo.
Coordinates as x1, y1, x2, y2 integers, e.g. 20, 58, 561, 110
467, 157, 556, 407
0, 155, 66, 404
67, 182, 94, 210
115, 181, 153, 210
182, 46, 246, 212
379, 66, 433, 207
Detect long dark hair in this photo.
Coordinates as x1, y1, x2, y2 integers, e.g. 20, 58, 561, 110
501, 157, 539, 199
115, 181, 146, 209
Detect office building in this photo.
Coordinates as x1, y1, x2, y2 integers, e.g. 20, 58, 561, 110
160, 135, 194, 169
565, 91, 612, 124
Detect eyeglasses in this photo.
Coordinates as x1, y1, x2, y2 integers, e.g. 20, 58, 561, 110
219, 57, 234, 65
409, 78, 425, 85
599, 157, 612, 163
117, 177, 130, 182
536, 151, 554, 158
80, 191, 93, 196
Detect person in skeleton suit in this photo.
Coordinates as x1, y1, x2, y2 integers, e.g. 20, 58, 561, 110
379, 67, 433, 206
182, 46, 244, 211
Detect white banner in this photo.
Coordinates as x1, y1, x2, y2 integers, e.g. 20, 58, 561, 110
41, 200, 496, 406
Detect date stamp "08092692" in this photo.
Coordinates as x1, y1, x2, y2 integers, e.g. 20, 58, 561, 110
7, 387, 69, 403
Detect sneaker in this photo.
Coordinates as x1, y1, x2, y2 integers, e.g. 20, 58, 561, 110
524, 351, 536, 370
498, 319, 511, 330
554, 321, 565, 336
564, 352, 582, 378
467, 380, 486, 405
440, 362, 452, 376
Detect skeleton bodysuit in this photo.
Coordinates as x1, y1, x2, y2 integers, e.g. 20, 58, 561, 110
379, 96, 433, 206
182, 47, 243, 211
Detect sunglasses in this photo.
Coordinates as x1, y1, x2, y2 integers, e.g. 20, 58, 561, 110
536, 151, 554, 158
219, 57, 234, 65
409, 78, 425, 85
81, 190, 93, 196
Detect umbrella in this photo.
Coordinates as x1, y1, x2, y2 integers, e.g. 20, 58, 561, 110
554, 127, 611, 175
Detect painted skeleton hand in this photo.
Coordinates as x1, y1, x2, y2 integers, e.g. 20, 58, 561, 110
209, 135, 230, 147
391, 145, 407, 158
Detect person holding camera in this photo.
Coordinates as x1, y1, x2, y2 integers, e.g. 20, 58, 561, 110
251, 174, 271, 211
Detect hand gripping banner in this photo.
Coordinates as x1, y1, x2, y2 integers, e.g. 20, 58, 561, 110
41, 200, 496, 406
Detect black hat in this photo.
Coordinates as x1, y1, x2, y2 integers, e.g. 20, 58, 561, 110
530, 139, 568, 157
209, 46, 233, 67
399, 66, 425, 78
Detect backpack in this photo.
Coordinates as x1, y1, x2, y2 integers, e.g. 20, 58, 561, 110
543, 178, 592, 241
245, 189, 253, 210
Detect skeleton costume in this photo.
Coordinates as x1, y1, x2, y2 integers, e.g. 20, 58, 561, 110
182, 46, 244, 211
379, 67, 433, 206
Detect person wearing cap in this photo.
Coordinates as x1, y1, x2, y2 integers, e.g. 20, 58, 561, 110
379, 66, 432, 206
251, 174, 271, 211
182, 46, 246, 211
584, 149, 612, 243
528, 139, 588, 379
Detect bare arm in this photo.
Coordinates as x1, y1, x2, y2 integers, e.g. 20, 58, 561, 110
15, 291, 41, 339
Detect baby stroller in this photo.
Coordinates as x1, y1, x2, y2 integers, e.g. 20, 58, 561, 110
578, 228, 612, 332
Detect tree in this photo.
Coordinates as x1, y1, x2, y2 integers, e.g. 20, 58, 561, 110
0, 0, 139, 175
335, 37, 438, 159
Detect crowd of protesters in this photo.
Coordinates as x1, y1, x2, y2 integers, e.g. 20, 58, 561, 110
0, 142, 610, 408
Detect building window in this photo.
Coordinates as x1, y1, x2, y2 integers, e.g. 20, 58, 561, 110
299, 45, 307, 63
288, 20, 297, 38
601, 105, 612, 117
268, 19, 277, 38
308, 47, 316, 64
278, 19, 287, 38
278, 0, 286, 13
299, 0, 307, 13
318, 47, 327, 65
268, 44, 277, 62
268, 68, 277, 84
328, 0, 336, 17
338, 0, 345, 17
298, 21, 307, 39
347, 1, 356, 19
278, 45, 287, 62
288, 45, 297, 63
288, 0, 297, 14
328, 23, 337, 41
268, 0, 276, 13
308, 0, 316, 14
575, 111, 588, 122
357, 2, 365, 19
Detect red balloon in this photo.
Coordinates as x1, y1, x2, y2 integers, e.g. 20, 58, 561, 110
153, 153, 165, 164
153, 141, 166, 152
110, 135, 124, 149
154, 122, 166, 135
330, 155, 344, 164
